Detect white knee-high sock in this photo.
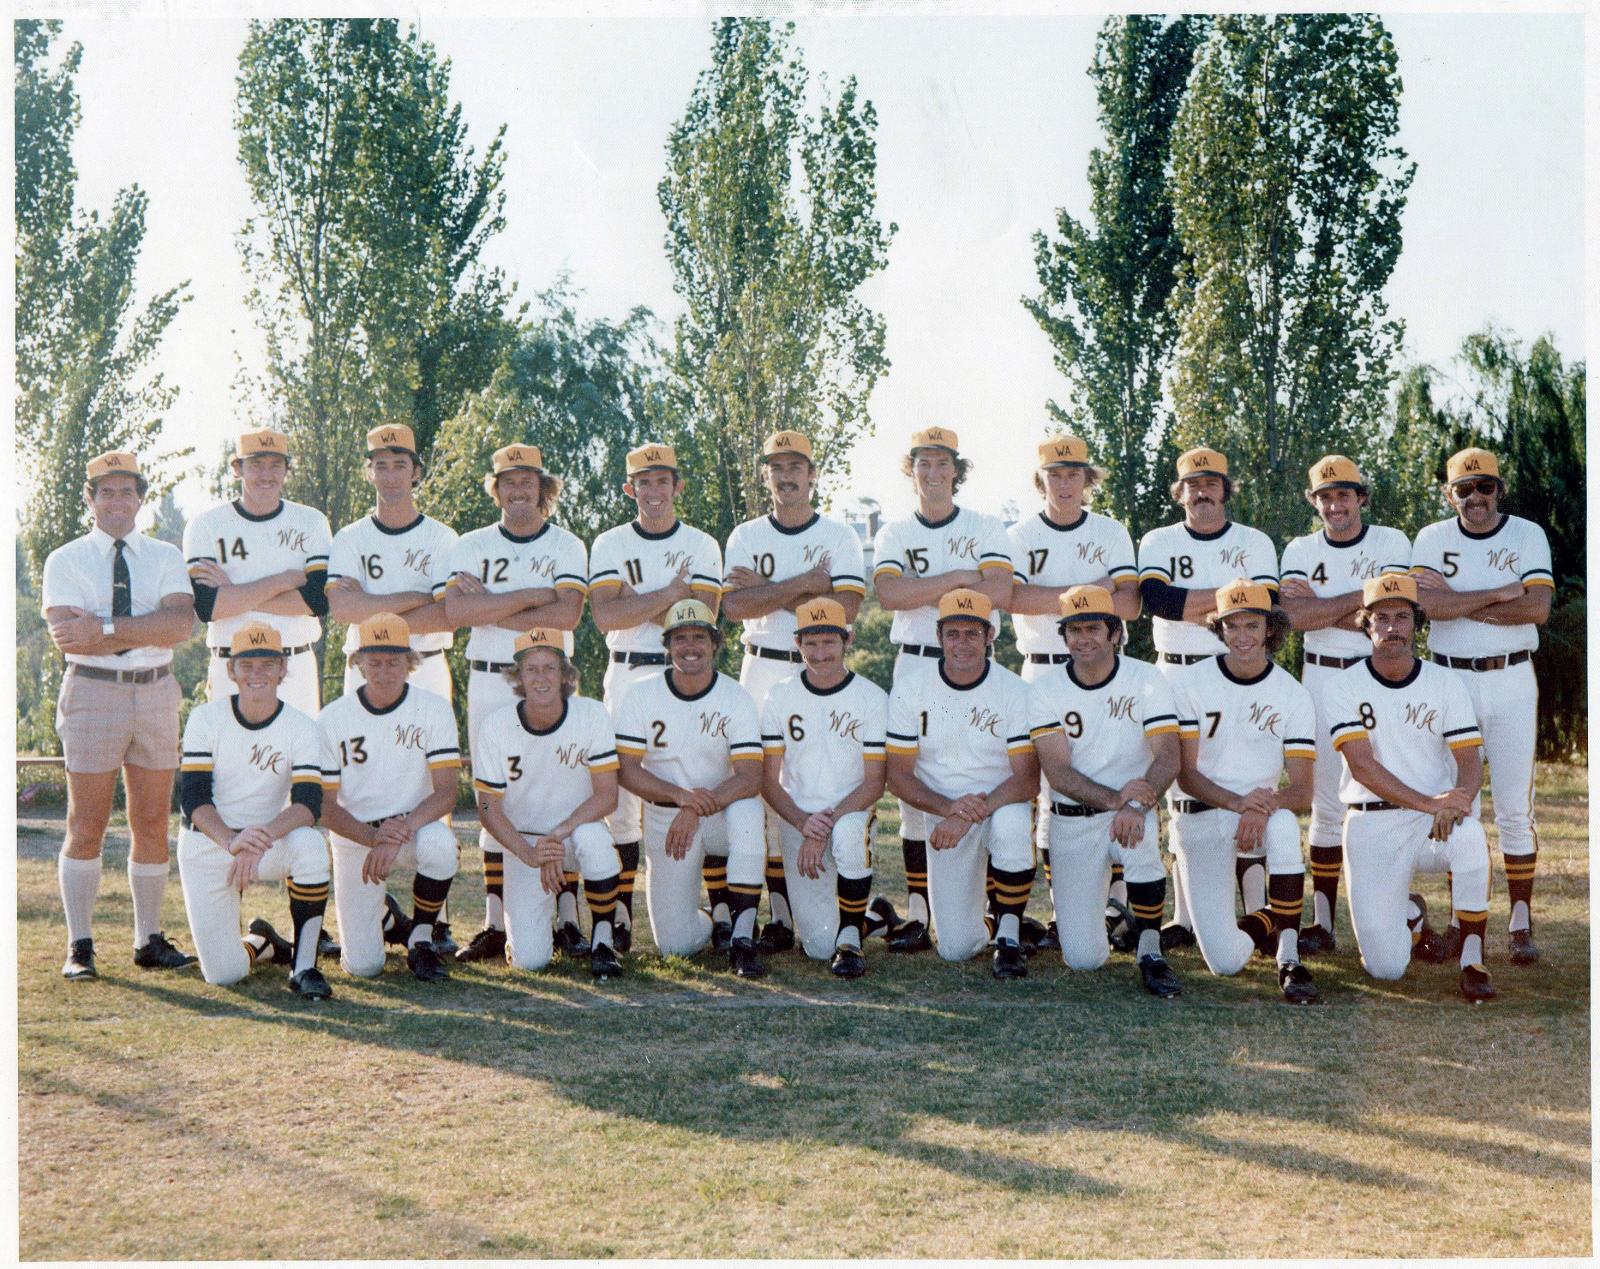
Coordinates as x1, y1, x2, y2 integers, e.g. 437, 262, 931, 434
127, 860, 169, 948
59, 854, 101, 943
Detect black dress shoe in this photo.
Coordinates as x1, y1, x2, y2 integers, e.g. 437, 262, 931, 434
1460, 963, 1496, 1003
756, 922, 796, 954
590, 942, 623, 980
1278, 960, 1319, 1005
408, 941, 450, 982
612, 921, 633, 955
710, 920, 734, 952
865, 895, 901, 939
289, 967, 333, 1000
886, 919, 931, 953
317, 929, 341, 959
248, 917, 293, 966
381, 894, 414, 947
1159, 922, 1196, 952
830, 945, 866, 979
728, 937, 766, 979
1138, 954, 1182, 998
454, 926, 507, 963
554, 922, 591, 958
62, 938, 97, 981
430, 919, 458, 957
992, 939, 1027, 979
133, 932, 197, 970
1508, 928, 1540, 965
1297, 924, 1336, 957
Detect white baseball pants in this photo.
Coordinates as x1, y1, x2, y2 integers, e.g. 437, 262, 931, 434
1448, 659, 1538, 858
1047, 808, 1163, 971
503, 821, 620, 971
927, 800, 1033, 963
1172, 807, 1302, 976
641, 796, 765, 957
775, 810, 874, 960
330, 820, 458, 977
602, 658, 668, 846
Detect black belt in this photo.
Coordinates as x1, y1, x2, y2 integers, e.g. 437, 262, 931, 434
1173, 798, 1216, 814
469, 659, 514, 673
418, 648, 444, 659
745, 645, 801, 663
1305, 652, 1362, 669
611, 651, 668, 667
1159, 652, 1211, 665
1029, 653, 1072, 665
1433, 651, 1531, 672
896, 643, 943, 659
1349, 801, 1398, 812
68, 663, 171, 685
215, 644, 312, 658
1051, 801, 1105, 818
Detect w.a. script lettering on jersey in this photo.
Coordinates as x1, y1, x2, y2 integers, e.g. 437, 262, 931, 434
1325, 659, 1482, 804
328, 513, 459, 654
761, 671, 887, 810
182, 499, 332, 648
723, 513, 866, 649
1007, 510, 1137, 656
1173, 657, 1315, 796
1411, 514, 1554, 657
1136, 521, 1279, 656
1026, 656, 1178, 804
614, 671, 762, 791
317, 684, 461, 823
446, 521, 588, 662
589, 521, 723, 654
870, 507, 1013, 646
885, 660, 1032, 797
1280, 524, 1412, 659
180, 698, 322, 829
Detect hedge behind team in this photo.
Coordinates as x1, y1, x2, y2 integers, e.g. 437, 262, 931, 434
42, 423, 1553, 1002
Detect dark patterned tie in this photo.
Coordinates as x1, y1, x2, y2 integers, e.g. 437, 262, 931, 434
112, 539, 131, 656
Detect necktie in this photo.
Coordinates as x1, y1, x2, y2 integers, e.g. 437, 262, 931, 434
112, 539, 131, 656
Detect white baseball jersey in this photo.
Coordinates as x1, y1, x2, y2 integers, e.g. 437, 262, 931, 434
1325, 658, 1483, 803
1280, 524, 1412, 659
328, 513, 460, 654
180, 698, 322, 827
471, 696, 619, 832
1027, 656, 1179, 805
724, 512, 867, 649
1137, 521, 1279, 656
1411, 514, 1555, 657
871, 507, 1012, 645
589, 520, 723, 655
182, 498, 332, 648
760, 670, 888, 811
1007, 510, 1137, 656
1173, 656, 1316, 796
317, 684, 461, 822
446, 521, 588, 662
614, 671, 763, 789
885, 660, 1033, 797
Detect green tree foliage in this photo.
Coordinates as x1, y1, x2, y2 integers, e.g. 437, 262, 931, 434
1168, 14, 1415, 546
14, 19, 189, 587
658, 18, 895, 547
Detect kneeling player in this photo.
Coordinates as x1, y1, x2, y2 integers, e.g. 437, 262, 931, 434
473, 629, 625, 978
759, 600, 888, 977
178, 622, 332, 998
615, 600, 768, 976
319, 614, 460, 982
1028, 586, 1182, 996
1325, 575, 1494, 1003
1171, 582, 1319, 1004
885, 589, 1038, 977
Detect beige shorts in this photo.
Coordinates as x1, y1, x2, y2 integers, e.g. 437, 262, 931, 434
56, 669, 181, 773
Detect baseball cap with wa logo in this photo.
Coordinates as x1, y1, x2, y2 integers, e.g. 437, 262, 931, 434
1214, 579, 1273, 618
909, 426, 960, 455
1038, 436, 1090, 469
513, 628, 566, 659
761, 431, 814, 462
366, 424, 418, 458
1308, 454, 1365, 492
795, 598, 849, 636
1058, 584, 1116, 622
1446, 447, 1500, 486
662, 599, 717, 634
235, 429, 290, 462
356, 613, 411, 654
229, 621, 285, 658
1362, 574, 1420, 607
626, 443, 679, 476
937, 587, 992, 623
1176, 447, 1228, 481
85, 450, 142, 483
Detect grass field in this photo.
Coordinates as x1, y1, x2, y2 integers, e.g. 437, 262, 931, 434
17, 764, 1590, 1259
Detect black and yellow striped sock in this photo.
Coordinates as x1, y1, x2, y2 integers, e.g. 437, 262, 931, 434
902, 839, 929, 924
1238, 908, 1275, 955
1504, 852, 1537, 932
1455, 906, 1488, 968
728, 882, 762, 942
614, 841, 640, 928
287, 878, 329, 975
1125, 878, 1166, 959
765, 854, 793, 928
1268, 871, 1305, 963
1108, 861, 1126, 909
483, 850, 506, 930
703, 855, 730, 925
1308, 844, 1342, 930
584, 873, 620, 950
411, 873, 451, 946
836, 874, 870, 948
989, 865, 1036, 944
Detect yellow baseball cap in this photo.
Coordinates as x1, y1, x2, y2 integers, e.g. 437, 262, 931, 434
1038, 436, 1090, 469
626, 443, 679, 476
235, 429, 290, 462
86, 450, 141, 483
761, 431, 814, 462
1215, 579, 1273, 618
795, 598, 849, 636
229, 621, 285, 658
483, 444, 546, 496
909, 426, 960, 455
1308, 454, 1365, 493
936, 587, 992, 624
366, 424, 418, 458
1446, 447, 1500, 486
1058, 584, 1116, 622
1362, 573, 1420, 608
512, 628, 566, 660
355, 613, 411, 654
662, 599, 717, 634
1176, 447, 1228, 481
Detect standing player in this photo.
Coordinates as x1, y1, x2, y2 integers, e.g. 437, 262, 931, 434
443, 444, 587, 964
1137, 447, 1279, 947
182, 429, 331, 716
472, 630, 624, 978
1170, 582, 1319, 1004
759, 599, 887, 977
1412, 448, 1553, 964
589, 444, 723, 950
43, 450, 197, 978
1278, 455, 1412, 955
872, 428, 1014, 953
884, 589, 1039, 977
614, 601, 767, 976
177, 622, 332, 999
1027, 586, 1182, 996
1325, 574, 1495, 1002
318, 614, 461, 982
723, 430, 866, 955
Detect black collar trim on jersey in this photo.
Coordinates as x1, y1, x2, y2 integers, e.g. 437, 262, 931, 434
1067, 654, 1119, 691
801, 669, 854, 696
372, 513, 425, 537
1039, 508, 1088, 533
1456, 513, 1509, 541
1321, 523, 1370, 550
1364, 655, 1422, 689
631, 519, 681, 542
938, 659, 990, 692
1217, 654, 1273, 686
518, 699, 569, 736
357, 683, 410, 716
232, 499, 284, 523
1183, 520, 1233, 542
767, 512, 820, 537
665, 669, 717, 702
498, 520, 550, 545
230, 698, 285, 731
915, 507, 961, 530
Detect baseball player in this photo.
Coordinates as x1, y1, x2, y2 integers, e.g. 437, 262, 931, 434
182, 429, 331, 716
759, 599, 887, 977
871, 428, 1014, 954
1027, 586, 1182, 997
472, 629, 625, 979
1170, 581, 1319, 1004
589, 444, 723, 950
318, 614, 461, 982
1325, 574, 1495, 1002
43, 450, 198, 979
884, 588, 1038, 977
1008, 435, 1140, 952
1137, 447, 1279, 947
176, 622, 332, 999
1412, 447, 1554, 964
442, 444, 587, 964
1279, 454, 1412, 955
613, 600, 767, 976
724, 430, 867, 955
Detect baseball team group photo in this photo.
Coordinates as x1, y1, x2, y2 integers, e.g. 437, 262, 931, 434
13, 8, 1589, 1261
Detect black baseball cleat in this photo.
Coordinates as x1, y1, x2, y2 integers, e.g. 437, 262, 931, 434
865, 895, 902, 939
710, 920, 734, 952
248, 917, 293, 966
454, 926, 507, 963
62, 938, 97, 981
756, 921, 796, 954
288, 967, 333, 1000
1018, 915, 1049, 957
1138, 954, 1182, 998
1408, 894, 1447, 963
830, 945, 866, 979
590, 942, 623, 980
430, 919, 458, 957
1439, 922, 1464, 963
1297, 923, 1337, 957
1507, 928, 1540, 965
1239, 913, 1277, 958
612, 921, 633, 955
553, 922, 591, 958
133, 931, 197, 970
317, 929, 341, 959
1036, 919, 1062, 953
1105, 901, 1137, 954
408, 940, 450, 982
381, 895, 415, 947
1459, 963, 1497, 1003
728, 937, 766, 979
886, 919, 932, 954
1278, 960, 1319, 1005
992, 939, 1027, 979
1159, 922, 1197, 953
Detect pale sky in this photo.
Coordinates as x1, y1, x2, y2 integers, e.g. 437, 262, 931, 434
49, 8, 1588, 527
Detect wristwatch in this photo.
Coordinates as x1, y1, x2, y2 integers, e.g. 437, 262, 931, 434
101, 619, 116, 637
1123, 799, 1147, 813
